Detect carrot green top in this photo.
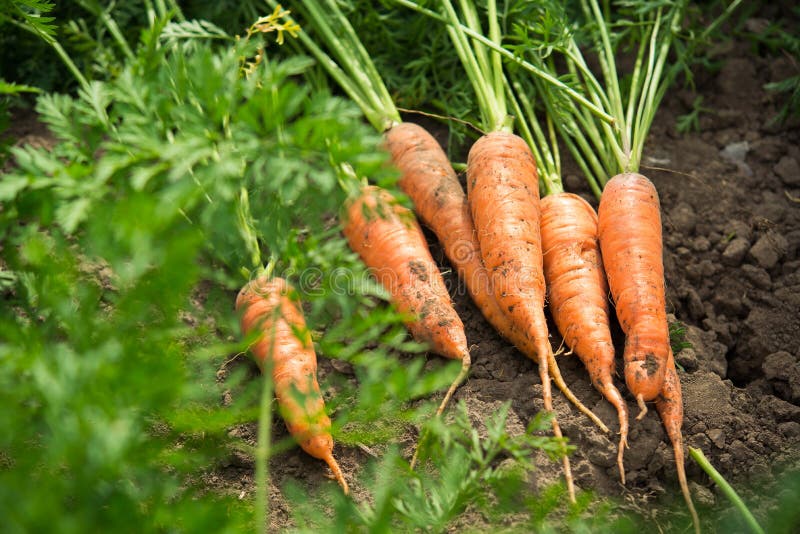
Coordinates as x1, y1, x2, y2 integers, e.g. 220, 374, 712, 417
501, 0, 742, 196
268, 0, 402, 133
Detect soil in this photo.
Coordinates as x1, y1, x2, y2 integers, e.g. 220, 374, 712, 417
7, 11, 800, 533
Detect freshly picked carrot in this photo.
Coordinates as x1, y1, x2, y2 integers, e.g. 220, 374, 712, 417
342, 184, 471, 421
500, 1, 741, 529
236, 275, 349, 494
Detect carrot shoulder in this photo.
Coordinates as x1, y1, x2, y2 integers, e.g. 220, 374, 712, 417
598, 172, 668, 415
386, 122, 607, 433
236, 276, 348, 494
541, 192, 630, 482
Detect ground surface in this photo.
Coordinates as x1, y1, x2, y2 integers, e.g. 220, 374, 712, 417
8, 17, 799, 533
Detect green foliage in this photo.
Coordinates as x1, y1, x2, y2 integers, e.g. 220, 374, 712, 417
742, 7, 800, 126
335, 0, 480, 151
676, 95, 713, 134
669, 321, 692, 354
284, 402, 581, 533
0, 13, 420, 531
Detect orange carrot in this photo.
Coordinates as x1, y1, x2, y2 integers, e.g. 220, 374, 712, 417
540, 191, 629, 483
656, 350, 700, 534
467, 130, 575, 499
342, 185, 470, 419
598, 173, 668, 419
385, 122, 608, 434
236, 276, 348, 494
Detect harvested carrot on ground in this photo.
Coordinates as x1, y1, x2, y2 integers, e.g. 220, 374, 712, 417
236, 276, 349, 494
598, 173, 668, 418
541, 192, 630, 481
342, 185, 470, 420
495, 0, 743, 526
434, 0, 580, 501
286, 0, 604, 431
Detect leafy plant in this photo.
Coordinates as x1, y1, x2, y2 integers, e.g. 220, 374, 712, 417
676, 95, 713, 133
0, 9, 443, 531
669, 321, 692, 354
285, 401, 580, 532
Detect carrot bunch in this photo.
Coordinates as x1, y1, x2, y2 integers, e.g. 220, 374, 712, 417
491, 1, 744, 530
287, 0, 607, 459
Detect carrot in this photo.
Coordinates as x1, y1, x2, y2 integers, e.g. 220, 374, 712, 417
466, 130, 576, 499
656, 350, 700, 534
540, 191, 630, 482
385, 122, 608, 433
598, 173, 668, 419
236, 276, 349, 494
342, 185, 471, 419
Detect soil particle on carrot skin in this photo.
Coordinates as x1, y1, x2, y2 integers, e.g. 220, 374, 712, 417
408, 260, 429, 281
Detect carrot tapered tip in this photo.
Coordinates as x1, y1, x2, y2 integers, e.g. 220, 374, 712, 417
324, 454, 349, 495
635, 394, 648, 420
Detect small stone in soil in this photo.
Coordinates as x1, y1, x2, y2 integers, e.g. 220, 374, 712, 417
725, 219, 753, 243
670, 202, 697, 235
779, 421, 800, 438
707, 428, 726, 448
775, 155, 800, 187
685, 287, 706, 320
692, 236, 711, 252
690, 481, 716, 507
675, 347, 699, 371
749, 230, 789, 269
721, 237, 750, 266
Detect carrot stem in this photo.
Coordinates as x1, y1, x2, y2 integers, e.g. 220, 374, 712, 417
394, 0, 615, 125
689, 447, 765, 534
255, 345, 275, 534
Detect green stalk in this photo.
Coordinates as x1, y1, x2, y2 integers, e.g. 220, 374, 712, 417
538, 73, 605, 196
509, 80, 560, 195
299, 1, 387, 118
394, 0, 615, 126
78, 1, 135, 62
689, 448, 765, 534
321, 0, 397, 118
624, 24, 650, 148
267, 0, 399, 132
441, 0, 503, 132
11, 19, 92, 95
255, 343, 275, 534
584, 0, 625, 127
487, 0, 504, 120
237, 187, 262, 274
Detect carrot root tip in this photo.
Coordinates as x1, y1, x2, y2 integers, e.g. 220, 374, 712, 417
635, 394, 648, 420
325, 454, 349, 495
